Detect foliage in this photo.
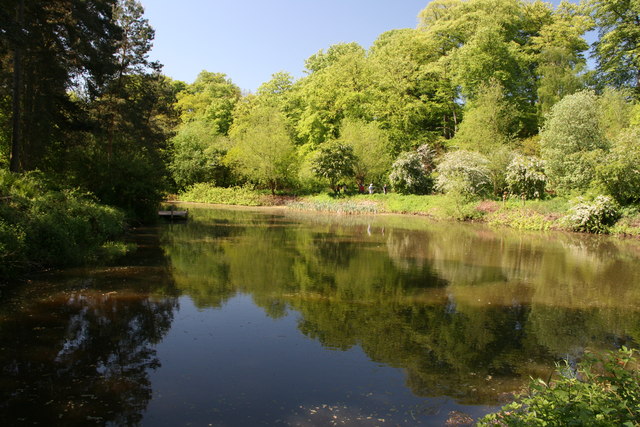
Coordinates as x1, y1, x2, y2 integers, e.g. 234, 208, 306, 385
454, 81, 519, 152
589, 0, 640, 96
435, 150, 492, 198
388, 151, 433, 195
596, 127, 640, 204
310, 141, 356, 192
506, 154, 547, 199
175, 71, 241, 134
179, 183, 262, 206
0, 171, 126, 278
564, 195, 620, 234
478, 347, 640, 426
227, 103, 298, 194
540, 90, 608, 193
336, 119, 392, 186
169, 121, 230, 191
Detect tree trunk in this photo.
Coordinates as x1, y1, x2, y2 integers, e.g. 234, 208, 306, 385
9, 0, 25, 172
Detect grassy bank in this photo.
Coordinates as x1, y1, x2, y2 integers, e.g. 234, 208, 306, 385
0, 172, 130, 280
178, 183, 640, 237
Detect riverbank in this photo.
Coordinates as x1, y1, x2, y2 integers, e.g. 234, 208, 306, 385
174, 184, 640, 237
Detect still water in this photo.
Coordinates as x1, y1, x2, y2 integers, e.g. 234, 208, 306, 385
1, 206, 640, 426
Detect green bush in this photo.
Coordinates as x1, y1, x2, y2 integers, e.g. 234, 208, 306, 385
179, 183, 263, 206
0, 171, 126, 278
563, 195, 620, 234
478, 347, 640, 426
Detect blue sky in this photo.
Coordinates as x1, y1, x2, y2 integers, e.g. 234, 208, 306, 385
141, 0, 429, 92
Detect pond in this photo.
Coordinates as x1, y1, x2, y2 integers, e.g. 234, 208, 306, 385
1, 206, 640, 426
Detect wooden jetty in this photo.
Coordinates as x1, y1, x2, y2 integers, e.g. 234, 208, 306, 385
158, 209, 188, 221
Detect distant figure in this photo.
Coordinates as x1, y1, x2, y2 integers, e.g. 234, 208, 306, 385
368, 183, 374, 194
383, 184, 387, 194
359, 183, 364, 194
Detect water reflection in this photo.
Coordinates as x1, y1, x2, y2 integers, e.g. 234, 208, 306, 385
160, 207, 640, 405
0, 230, 178, 426
2, 207, 640, 425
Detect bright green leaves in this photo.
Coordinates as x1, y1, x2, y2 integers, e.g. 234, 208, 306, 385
589, 0, 640, 96
310, 141, 356, 192
228, 102, 298, 194
176, 71, 241, 135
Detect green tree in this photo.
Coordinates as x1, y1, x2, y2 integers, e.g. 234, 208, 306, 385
169, 121, 231, 191
0, 0, 121, 172
227, 103, 298, 194
589, 0, 640, 96
506, 154, 547, 198
294, 43, 373, 146
597, 127, 640, 204
530, 1, 591, 115
336, 119, 391, 186
176, 71, 241, 135
539, 90, 609, 192
310, 141, 356, 192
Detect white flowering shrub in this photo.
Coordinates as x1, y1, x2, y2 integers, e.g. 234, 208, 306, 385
435, 150, 491, 198
506, 154, 547, 199
565, 195, 620, 234
389, 151, 433, 194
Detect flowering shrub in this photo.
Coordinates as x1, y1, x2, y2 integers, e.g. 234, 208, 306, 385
435, 150, 491, 198
506, 154, 547, 199
564, 195, 620, 233
388, 151, 433, 195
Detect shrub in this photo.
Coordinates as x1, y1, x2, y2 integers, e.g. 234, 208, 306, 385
435, 150, 492, 198
179, 183, 262, 206
506, 154, 547, 199
389, 151, 433, 195
564, 195, 620, 233
478, 347, 640, 426
0, 171, 126, 277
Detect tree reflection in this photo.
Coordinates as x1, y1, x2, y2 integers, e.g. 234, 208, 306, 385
161, 207, 640, 404
0, 230, 178, 426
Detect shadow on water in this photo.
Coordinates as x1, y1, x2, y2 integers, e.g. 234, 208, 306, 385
0, 227, 180, 426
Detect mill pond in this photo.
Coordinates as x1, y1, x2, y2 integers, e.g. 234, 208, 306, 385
1, 206, 639, 426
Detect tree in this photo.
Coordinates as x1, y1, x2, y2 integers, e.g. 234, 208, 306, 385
169, 121, 230, 191
539, 90, 608, 192
336, 119, 392, 187
227, 103, 298, 194
596, 127, 640, 204
294, 43, 373, 146
589, 0, 640, 96
0, 0, 121, 172
175, 71, 241, 135
454, 81, 519, 152
368, 29, 460, 152
530, 1, 591, 115
310, 141, 356, 192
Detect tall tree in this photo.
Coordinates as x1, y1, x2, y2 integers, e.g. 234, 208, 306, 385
175, 71, 241, 135
589, 0, 640, 96
227, 102, 298, 194
0, 0, 120, 171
